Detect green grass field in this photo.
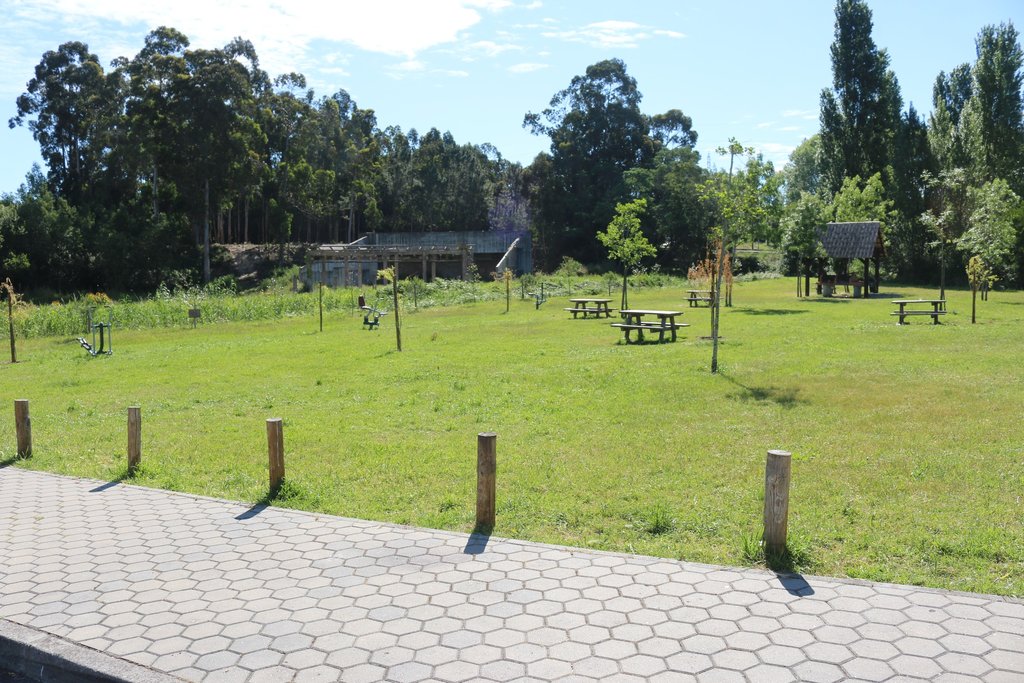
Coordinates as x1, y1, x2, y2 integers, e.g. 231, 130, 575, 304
2, 278, 1022, 597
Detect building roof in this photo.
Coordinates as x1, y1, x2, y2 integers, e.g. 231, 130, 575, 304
820, 222, 884, 259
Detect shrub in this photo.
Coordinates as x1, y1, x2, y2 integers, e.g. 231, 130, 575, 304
555, 256, 588, 277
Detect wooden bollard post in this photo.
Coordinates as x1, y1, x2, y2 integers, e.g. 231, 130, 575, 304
14, 399, 30, 459
476, 432, 497, 528
267, 418, 285, 494
127, 407, 141, 474
763, 449, 792, 554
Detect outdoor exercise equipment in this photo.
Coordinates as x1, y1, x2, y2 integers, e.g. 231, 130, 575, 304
357, 293, 389, 330
528, 282, 548, 309
78, 306, 113, 356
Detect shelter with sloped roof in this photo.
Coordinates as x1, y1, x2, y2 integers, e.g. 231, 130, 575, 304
301, 230, 531, 287
818, 221, 884, 298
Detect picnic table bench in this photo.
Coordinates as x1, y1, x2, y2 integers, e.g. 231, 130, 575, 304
612, 309, 689, 343
891, 299, 946, 325
564, 298, 615, 318
686, 289, 714, 307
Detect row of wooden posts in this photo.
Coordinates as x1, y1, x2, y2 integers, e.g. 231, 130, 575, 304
9, 400, 793, 553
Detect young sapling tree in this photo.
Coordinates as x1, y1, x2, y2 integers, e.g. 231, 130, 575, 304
966, 255, 995, 324
699, 139, 755, 373
1, 279, 18, 363
597, 198, 656, 312
378, 267, 401, 351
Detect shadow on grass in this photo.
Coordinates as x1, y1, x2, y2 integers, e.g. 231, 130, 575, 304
0, 455, 23, 469
238, 478, 304, 519
719, 373, 805, 408
616, 335, 683, 346
464, 524, 492, 555
746, 534, 813, 578
731, 307, 809, 316
805, 297, 852, 304
764, 543, 809, 574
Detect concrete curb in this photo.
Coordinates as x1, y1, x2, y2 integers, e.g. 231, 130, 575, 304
0, 620, 183, 683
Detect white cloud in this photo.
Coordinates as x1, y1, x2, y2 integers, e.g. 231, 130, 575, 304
508, 62, 548, 73
386, 60, 475, 81
753, 141, 797, 167
779, 125, 801, 132
783, 109, 818, 121
392, 59, 427, 73
756, 142, 795, 154
466, 0, 514, 9
543, 19, 681, 49
10, 0, 503, 79
0, 41, 33, 94
467, 40, 523, 57
756, 122, 775, 129
319, 66, 351, 78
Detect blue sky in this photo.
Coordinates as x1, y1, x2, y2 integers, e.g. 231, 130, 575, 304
2, 0, 1022, 196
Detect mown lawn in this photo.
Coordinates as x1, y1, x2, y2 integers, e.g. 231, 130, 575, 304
2, 278, 1022, 597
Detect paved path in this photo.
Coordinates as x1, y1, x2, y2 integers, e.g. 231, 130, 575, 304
1, 467, 1022, 683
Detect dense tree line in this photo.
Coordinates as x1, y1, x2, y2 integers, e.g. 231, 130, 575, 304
782, 1, 1024, 289
4, 28, 520, 292
4, 2, 1024, 295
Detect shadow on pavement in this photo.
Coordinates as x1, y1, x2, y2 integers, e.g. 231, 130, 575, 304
236, 503, 269, 520
464, 525, 492, 555
776, 572, 816, 597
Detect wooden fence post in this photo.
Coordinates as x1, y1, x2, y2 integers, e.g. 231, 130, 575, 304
763, 449, 792, 554
476, 432, 497, 528
127, 407, 141, 474
267, 418, 285, 494
14, 399, 30, 459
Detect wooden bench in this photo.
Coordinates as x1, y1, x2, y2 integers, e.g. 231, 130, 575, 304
564, 307, 617, 318
891, 299, 946, 325
565, 298, 613, 318
685, 290, 713, 307
611, 322, 690, 343
611, 322, 690, 332
614, 309, 688, 343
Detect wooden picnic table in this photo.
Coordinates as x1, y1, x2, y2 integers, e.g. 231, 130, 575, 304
564, 297, 615, 319
891, 299, 946, 325
685, 289, 714, 307
612, 309, 689, 343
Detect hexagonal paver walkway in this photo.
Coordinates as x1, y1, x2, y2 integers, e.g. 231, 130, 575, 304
2, 468, 1022, 682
